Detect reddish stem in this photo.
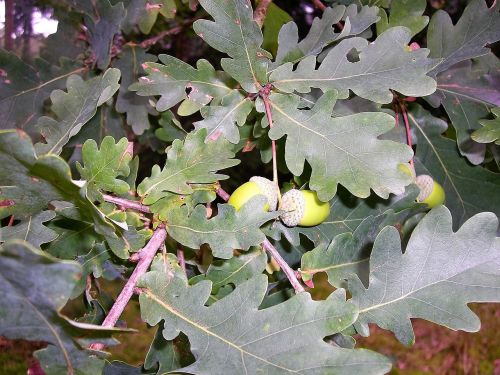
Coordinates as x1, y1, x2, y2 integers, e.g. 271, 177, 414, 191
216, 187, 305, 293
312, 0, 326, 11
7, 215, 14, 226
89, 226, 167, 351
177, 248, 186, 274
399, 101, 415, 169
103, 194, 151, 213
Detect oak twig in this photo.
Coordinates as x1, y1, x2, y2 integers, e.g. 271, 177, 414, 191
216, 188, 305, 293
138, 16, 203, 49
103, 194, 151, 213
89, 226, 167, 351
311, 0, 326, 11
254, 0, 273, 27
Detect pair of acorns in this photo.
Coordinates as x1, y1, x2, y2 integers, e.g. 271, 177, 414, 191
228, 176, 330, 227
228, 167, 445, 228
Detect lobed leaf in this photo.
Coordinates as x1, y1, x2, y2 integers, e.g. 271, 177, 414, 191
0, 50, 83, 131
137, 129, 239, 205
270, 27, 438, 104
268, 91, 413, 201
35, 68, 121, 155
115, 45, 158, 135
76, 136, 132, 201
166, 196, 279, 259
0, 241, 110, 374
273, 4, 379, 66
194, 90, 254, 143
351, 207, 500, 345
130, 55, 232, 113
427, 0, 500, 76
84, 0, 126, 69
473, 107, 500, 145
138, 272, 391, 374
376, 0, 428, 37
193, 0, 271, 92
0, 211, 58, 248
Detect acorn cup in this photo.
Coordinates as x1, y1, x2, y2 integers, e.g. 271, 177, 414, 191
228, 176, 279, 211
415, 174, 445, 208
279, 189, 330, 227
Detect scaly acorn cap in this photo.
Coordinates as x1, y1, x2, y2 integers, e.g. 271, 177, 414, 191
415, 174, 445, 207
250, 176, 279, 211
279, 189, 330, 227
228, 176, 279, 211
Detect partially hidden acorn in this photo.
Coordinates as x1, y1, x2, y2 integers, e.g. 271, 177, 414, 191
279, 189, 330, 227
415, 174, 445, 208
398, 163, 416, 181
228, 176, 279, 211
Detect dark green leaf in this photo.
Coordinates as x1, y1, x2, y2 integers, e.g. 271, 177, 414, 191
193, 0, 272, 92
166, 196, 279, 259
376, 0, 428, 37
351, 207, 500, 345
138, 273, 391, 374
137, 129, 239, 205
0, 50, 83, 131
0, 211, 58, 248
84, 0, 126, 69
473, 107, 500, 145
270, 27, 438, 104
35, 69, 121, 155
115, 45, 158, 135
268, 91, 413, 201
130, 55, 232, 113
427, 0, 500, 75
274, 4, 379, 66
410, 105, 500, 227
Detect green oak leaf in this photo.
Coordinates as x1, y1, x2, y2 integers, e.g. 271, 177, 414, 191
193, 0, 272, 92
139, 272, 391, 374
0, 211, 58, 248
426, 60, 500, 164
76, 136, 132, 201
0, 240, 116, 375
0, 49, 83, 131
351, 206, 500, 345
115, 45, 158, 135
262, 3, 293, 57
473, 107, 500, 145
144, 326, 194, 374
194, 90, 254, 143
301, 213, 412, 288
376, 0, 428, 37
137, 129, 239, 205
84, 0, 126, 69
268, 91, 413, 201
166, 196, 279, 259
190, 247, 267, 293
45, 219, 97, 259
35, 68, 121, 155
428, 0, 500, 76
70, 103, 128, 146
155, 110, 187, 142
270, 27, 438, 104
130, 55, 232, 113
122, 0, 176, 34
273, 4, 379, 66
410, 105, 500, 227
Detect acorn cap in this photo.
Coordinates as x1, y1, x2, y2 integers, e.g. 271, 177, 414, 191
279, 189, 305, 227
415, 174, 434, 202
250, 176, 279, 211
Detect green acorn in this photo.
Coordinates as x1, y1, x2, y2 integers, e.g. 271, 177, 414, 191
415, 174, 445, 208
228, 176, 279, 211
279, 189, 330, 227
